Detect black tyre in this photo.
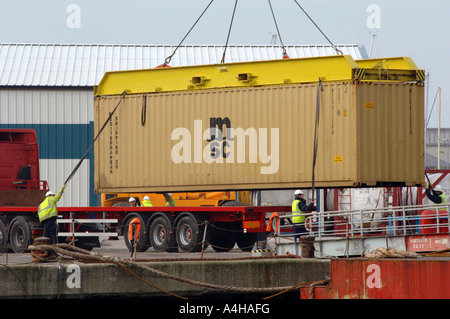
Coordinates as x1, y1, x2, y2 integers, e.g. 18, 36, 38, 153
209, 223, 236, 252
149, 216, 177, 252
235, 232, 256, 251
123, 214, 150, 252
219, 201, 255, 252
176, 214, 202, 252
9, 216, 32, 253
0, 219, 7, 253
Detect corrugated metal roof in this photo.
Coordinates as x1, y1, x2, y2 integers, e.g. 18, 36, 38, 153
0, 44, 368, 87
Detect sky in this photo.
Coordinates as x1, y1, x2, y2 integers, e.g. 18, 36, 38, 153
0, 0, 449, 127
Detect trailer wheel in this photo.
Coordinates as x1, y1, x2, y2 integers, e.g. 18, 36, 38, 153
123, 214, 150, 253
235, 232, 256, 252
0, 219, 7, 253
219, 201, 255, 252
176, 214, 203, 252
9, 216, 32, 253
149, 215, 177, 252
209, 223, 236, 252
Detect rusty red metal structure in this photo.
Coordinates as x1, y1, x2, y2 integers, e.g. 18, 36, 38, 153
301, 258, 450, 299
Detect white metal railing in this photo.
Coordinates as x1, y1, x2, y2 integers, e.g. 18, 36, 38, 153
57, 213, 118, 238
272, 203, 450, 243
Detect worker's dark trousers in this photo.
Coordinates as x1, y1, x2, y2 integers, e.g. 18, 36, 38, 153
294, 223, 307, 242
42, 217, 58, 244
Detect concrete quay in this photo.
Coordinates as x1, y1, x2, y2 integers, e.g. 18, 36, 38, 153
0, 256, 330, 299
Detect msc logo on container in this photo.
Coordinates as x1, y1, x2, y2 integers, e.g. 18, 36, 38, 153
171, 117, 279, 175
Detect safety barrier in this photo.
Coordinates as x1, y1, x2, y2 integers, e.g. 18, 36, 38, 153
270, 204, 450, 257
272, 203, 450, 239
55, 215, 258, 254
57, 218, 118, 238
55, 203, 450, 256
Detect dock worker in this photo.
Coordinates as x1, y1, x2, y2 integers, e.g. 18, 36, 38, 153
421, 183, 448, 234
37, 185, 65, 244
163, 193, 176, 207
129, 197, 137, 207
426, 184, 446, 207
141, 195, 153, 207
292, 190, 316, 241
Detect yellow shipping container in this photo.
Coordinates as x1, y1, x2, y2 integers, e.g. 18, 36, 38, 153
94, 80, 424, 193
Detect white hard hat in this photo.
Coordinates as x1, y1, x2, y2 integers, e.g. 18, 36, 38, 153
46, 191, 55, 197
129, 197, 136, 202
434, 185, 443, 192
143, 196, 150, 201
294, 190, 304, 195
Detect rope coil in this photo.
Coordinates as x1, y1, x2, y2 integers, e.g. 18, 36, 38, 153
364, 247, 421, 259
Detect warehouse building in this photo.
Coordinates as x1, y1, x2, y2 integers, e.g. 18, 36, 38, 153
0, 43, 368, 206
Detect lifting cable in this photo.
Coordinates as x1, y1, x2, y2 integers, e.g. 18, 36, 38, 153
64, 90, 127, 186
220, 0, 239, 64
267, 0, 288, 59
141, 95, 147, 126
311, 79, 323, 202
292, 0, 343, 55
162, 0, 215, 67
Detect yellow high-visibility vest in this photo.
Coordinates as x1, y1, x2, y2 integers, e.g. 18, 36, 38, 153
38, 188, 63, 222
141, 199, 153, 207
292, 199, 305, 224
439, 193, 446, 211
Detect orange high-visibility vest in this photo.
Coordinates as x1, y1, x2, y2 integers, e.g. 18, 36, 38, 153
128, 217, 141, 241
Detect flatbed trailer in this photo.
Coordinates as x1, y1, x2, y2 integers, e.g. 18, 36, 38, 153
0, 204, 288, 254
0, 128, 286, 254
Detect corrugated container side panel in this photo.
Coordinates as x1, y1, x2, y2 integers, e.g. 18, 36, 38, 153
320, 83, 353, 183
136, 95, 147, 187
124, 96, 137, 187
96, 84, 340, 192
148, 93, 159, 186
168, 93, 182, 186
294, 85, 313, 183
317, 86, 330, 182
356, 83, 424, 185
343, 84, 356, 181
269, 86, 283, 183
95, 83, 423, 193
170, 93, 184, 186
391, 85, 406, 180
220, 90, 234, 183
317, 83, 357, 184
410, 85, 424, 182
358, 84, 377, 183
358, 84, 376, 183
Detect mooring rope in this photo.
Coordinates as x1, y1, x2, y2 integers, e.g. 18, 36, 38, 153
28, 243, 324, 298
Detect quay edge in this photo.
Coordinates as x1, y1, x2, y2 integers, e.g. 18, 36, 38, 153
0, 258, 330, 298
